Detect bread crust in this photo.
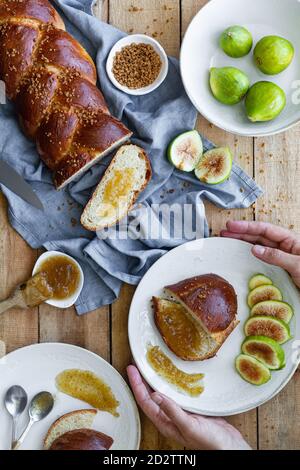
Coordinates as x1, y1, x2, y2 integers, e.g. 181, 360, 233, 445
44, 409, 97, 450
0, 1, 65, 30
165, 274, 238, 333
49, 429, 114, 451
0, 0, 132, 188
81, 144, 152, 232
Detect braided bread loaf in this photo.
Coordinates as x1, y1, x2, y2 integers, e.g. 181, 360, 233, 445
0, 0, 132, 189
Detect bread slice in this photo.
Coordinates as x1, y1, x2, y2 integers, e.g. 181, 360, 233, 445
153, 297, 238, 361
44, 409, 97, 450
153, 297, 217, 361
81, 144, 152, 231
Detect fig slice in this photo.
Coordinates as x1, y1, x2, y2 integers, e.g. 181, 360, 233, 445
249, 274, 273, 291
236, 354, 271, 385
244, 316, 291, 345
242, 336, 285, 370
247, 284, 282, 308
167, 130, 203, 172
194, 147, 232, 185
250, 300, 294, 324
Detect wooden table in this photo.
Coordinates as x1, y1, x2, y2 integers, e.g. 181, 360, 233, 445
1, 0, 300, 450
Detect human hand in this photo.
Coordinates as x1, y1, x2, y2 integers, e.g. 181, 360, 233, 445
221, 221, 300, 289
127, 365, 251, 450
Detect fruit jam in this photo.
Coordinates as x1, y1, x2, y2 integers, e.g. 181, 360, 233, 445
37, 255, 80, 300
147, 346, 204, 397
56, 369, 120, 417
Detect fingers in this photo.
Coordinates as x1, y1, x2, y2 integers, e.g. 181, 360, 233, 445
152, 392, 195, 435
126, 366, 179, 439
252, 245, 300, 274
220, 230, 278, 248
224, 221, 295, 244
127, 366, 156, 414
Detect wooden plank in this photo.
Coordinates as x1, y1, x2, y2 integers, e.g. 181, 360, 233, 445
39, 1, 110, 362
0, 193, 39, 352
181, 0, 258, 450
93, 0, 108, 20
109, 0, 180, 56
255, 126, 300, 450
109, 0, 182, 451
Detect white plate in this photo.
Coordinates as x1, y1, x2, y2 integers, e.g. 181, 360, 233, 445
180, 0, 300, 137
0, 343, 140, 450
128, 238, 300, 416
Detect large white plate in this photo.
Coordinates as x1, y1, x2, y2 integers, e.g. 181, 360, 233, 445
0, 343, 140, 450
181, 0, 300, 137
129, 238, 300, 416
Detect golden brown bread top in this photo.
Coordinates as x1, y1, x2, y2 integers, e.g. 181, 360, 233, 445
49, 429, 114, 451
0, 0, 132, 188
36, 25, 97, 84
165, 274, 238, 333
0, 0, 65, 29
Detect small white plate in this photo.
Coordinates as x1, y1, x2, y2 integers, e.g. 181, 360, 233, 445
128, 238, 300, 416
0, 343, 141, 450
32, 251, 84, 309
106, 34, 169, 96
181, 0, 300, 137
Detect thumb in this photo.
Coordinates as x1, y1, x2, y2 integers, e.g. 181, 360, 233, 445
152, 393, 191, 432
252, 245, 299, 274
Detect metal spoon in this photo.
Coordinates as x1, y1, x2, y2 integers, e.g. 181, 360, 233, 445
12, 391, 54, 450
4, 386, 28, 449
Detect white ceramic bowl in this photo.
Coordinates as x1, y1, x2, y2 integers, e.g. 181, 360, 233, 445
106, 34, 169, 96
32, 251, 84, 309
181, 0, 300, 137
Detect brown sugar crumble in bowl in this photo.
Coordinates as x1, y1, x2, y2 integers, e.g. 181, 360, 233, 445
112, 43, 162, 89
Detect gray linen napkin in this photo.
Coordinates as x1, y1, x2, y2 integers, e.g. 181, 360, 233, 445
0, 0, 263, 314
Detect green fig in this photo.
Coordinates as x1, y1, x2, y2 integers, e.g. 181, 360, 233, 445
247, 284, 282, 308
236, 354, 271, 385
248, 274, 273, 291
250, 300, 294, 324
254, 35, 294, 75
209, 67, 250, 105
168, 130, 203, 172
244, 316, 291, 345
245, 81, 286, 122
194, 147, 232, 184
241, 336, 285, 370
220, 25, 253, 58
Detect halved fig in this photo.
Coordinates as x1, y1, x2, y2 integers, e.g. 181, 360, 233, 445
236, 354, 271, 385
250, 300, 294, 324
194, 147, 232, 185
168, 130, 203, 172
241, 336, 285, 370
244, 316, 291, 344
249, 274, 273, 291
247, 284, 282, 308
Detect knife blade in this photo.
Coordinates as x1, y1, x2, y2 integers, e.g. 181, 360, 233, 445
0, 161, 44, 210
